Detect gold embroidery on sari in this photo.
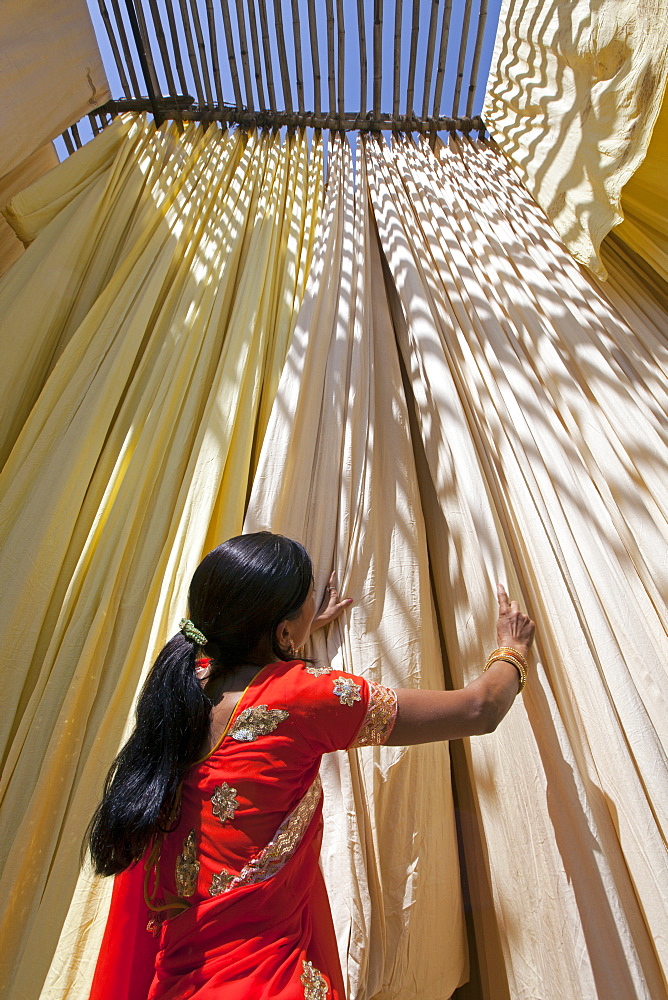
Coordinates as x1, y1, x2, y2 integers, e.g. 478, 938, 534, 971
332, 676, 362, 706
175, 830, 199, 897
350, 681, 398, 747
209, 869, 236, 896
300, 960, 329, 999
305, 665, 333, 676
229, 705, 289, 742
211, 782, 239, 823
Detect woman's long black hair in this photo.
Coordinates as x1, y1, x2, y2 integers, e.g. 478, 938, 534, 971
87, 531, 313, 876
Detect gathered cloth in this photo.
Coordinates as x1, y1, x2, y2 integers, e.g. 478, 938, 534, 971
88, 660, 397, 1000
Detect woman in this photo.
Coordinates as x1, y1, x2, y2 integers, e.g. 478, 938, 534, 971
87, 531, 535, 1000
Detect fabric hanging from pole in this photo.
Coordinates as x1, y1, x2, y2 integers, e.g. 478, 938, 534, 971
482, 0, 668, 277
366, 134, 668, 1000
245, 135, 467, 1000
0, 115, 323, 1000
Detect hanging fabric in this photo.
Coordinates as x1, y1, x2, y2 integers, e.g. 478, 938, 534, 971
365, 134, 668, 1000
482, 0, 668, 277
0, 114, 323, 1000
245, 135, 467, 1000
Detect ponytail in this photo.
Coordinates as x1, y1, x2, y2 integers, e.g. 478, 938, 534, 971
87, 634, 211, 875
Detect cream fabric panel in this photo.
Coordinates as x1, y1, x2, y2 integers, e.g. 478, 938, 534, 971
366, 135, 668, 1000
0, 117, 323, 1000
483, 0, 668, 277
246, 136, 467, 1000
0, 0, 109, 179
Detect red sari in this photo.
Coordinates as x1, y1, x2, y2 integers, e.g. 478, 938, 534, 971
90, 660, 397, 1000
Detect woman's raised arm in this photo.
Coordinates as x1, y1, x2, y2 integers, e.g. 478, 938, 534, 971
386, 585, 535, 746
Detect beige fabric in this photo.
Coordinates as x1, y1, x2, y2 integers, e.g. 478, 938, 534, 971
0, 0, 109, 179
0, 115, 322, 1000
0, 144, 58, 278
246, 136, 467, 1000
366, 135, 668, 1000
483, 0, 668, 277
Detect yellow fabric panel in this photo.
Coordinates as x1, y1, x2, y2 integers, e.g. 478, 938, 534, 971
605, 83, 668, 285
246, 135, 467, 1000
367, 135, 668, 1000
0, 116, 322, 1000
0, 0, 109, 179
0, 144, 59, 278
483, 0, 668, 277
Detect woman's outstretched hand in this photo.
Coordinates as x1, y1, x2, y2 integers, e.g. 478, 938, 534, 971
496, 584, 535, 654
310, 572, 353, 633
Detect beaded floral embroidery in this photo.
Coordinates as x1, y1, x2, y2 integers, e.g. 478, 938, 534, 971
229, 705, 289, 742
209, 869, 236, 896
300, 960, 329, 999
175, 830, 199, 897
305, 665, 333, 676
350, 681, 398, 747
211, 782, 239, 823
332, 676, 362, 707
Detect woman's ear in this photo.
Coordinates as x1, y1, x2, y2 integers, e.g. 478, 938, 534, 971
275, 620, 291, 651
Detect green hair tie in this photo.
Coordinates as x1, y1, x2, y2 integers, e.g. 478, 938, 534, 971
179, 618, 208, 646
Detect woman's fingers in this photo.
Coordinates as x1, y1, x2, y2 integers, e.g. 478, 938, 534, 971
495, 583, 536, 651
312, 572, 353, 632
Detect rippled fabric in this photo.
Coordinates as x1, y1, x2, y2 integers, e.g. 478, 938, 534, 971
366, 134, 668, 1000
483, 0, 668, 277
0, 115, 322, 1000
246, 136, 467, 1000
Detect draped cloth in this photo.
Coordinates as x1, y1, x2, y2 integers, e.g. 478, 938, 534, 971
483, 0, 668, 277
365, 134, 668, 1000
245, 136, 467, 1000
0, 115, 323, 1000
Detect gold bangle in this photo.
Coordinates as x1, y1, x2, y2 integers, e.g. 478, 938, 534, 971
484, 654, 526, 692
487, 646, 528, 681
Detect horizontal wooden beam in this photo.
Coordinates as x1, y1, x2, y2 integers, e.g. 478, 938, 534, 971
101, 97, 485, 133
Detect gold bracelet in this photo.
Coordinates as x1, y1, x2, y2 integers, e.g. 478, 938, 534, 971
487, 646, 529, 678
484, 651, 527, 692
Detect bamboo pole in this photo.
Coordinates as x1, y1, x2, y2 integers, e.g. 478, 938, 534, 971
110, 0, 141, 95
325, 0, 335, 115
133, 0, 161, 93
61, 129, 75, 155
373, 0, 382, 120
88, 112, 100, 136
190, 0, 215, 106
220, 0, 244, 108
71, 123, 83, 148
392, 0, 403, 118
258, 0, 277, 111
124, 0, 165, 124
356, 0, 367, 114
177, 0, 206, 105
452, 0, 473, 117
466, 0, 488, 116
307, 0, 321, 117
165, 0, 190, 97
102, 97, 485, 132
235, 0, 255, 109
291, 0, 305, 114
336, 0, 345, 118
98, 0, 132, 98
432, 0, 452, 118
421, 0, 439, 120
147, 0, 178, 101
205, 0, 224, 106
273, 0, 293, 112
246, 0, 266, 109
405, 0, 419, 116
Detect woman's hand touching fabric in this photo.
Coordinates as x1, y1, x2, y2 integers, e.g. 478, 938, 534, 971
310, 572, 353, 633
496, 584, 535, 655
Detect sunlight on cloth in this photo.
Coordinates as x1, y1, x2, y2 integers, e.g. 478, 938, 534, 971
0, 114, 322, 1000
245, 135, 467, 1000
483, 0, 668, 277
366, 134, 668, 1000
